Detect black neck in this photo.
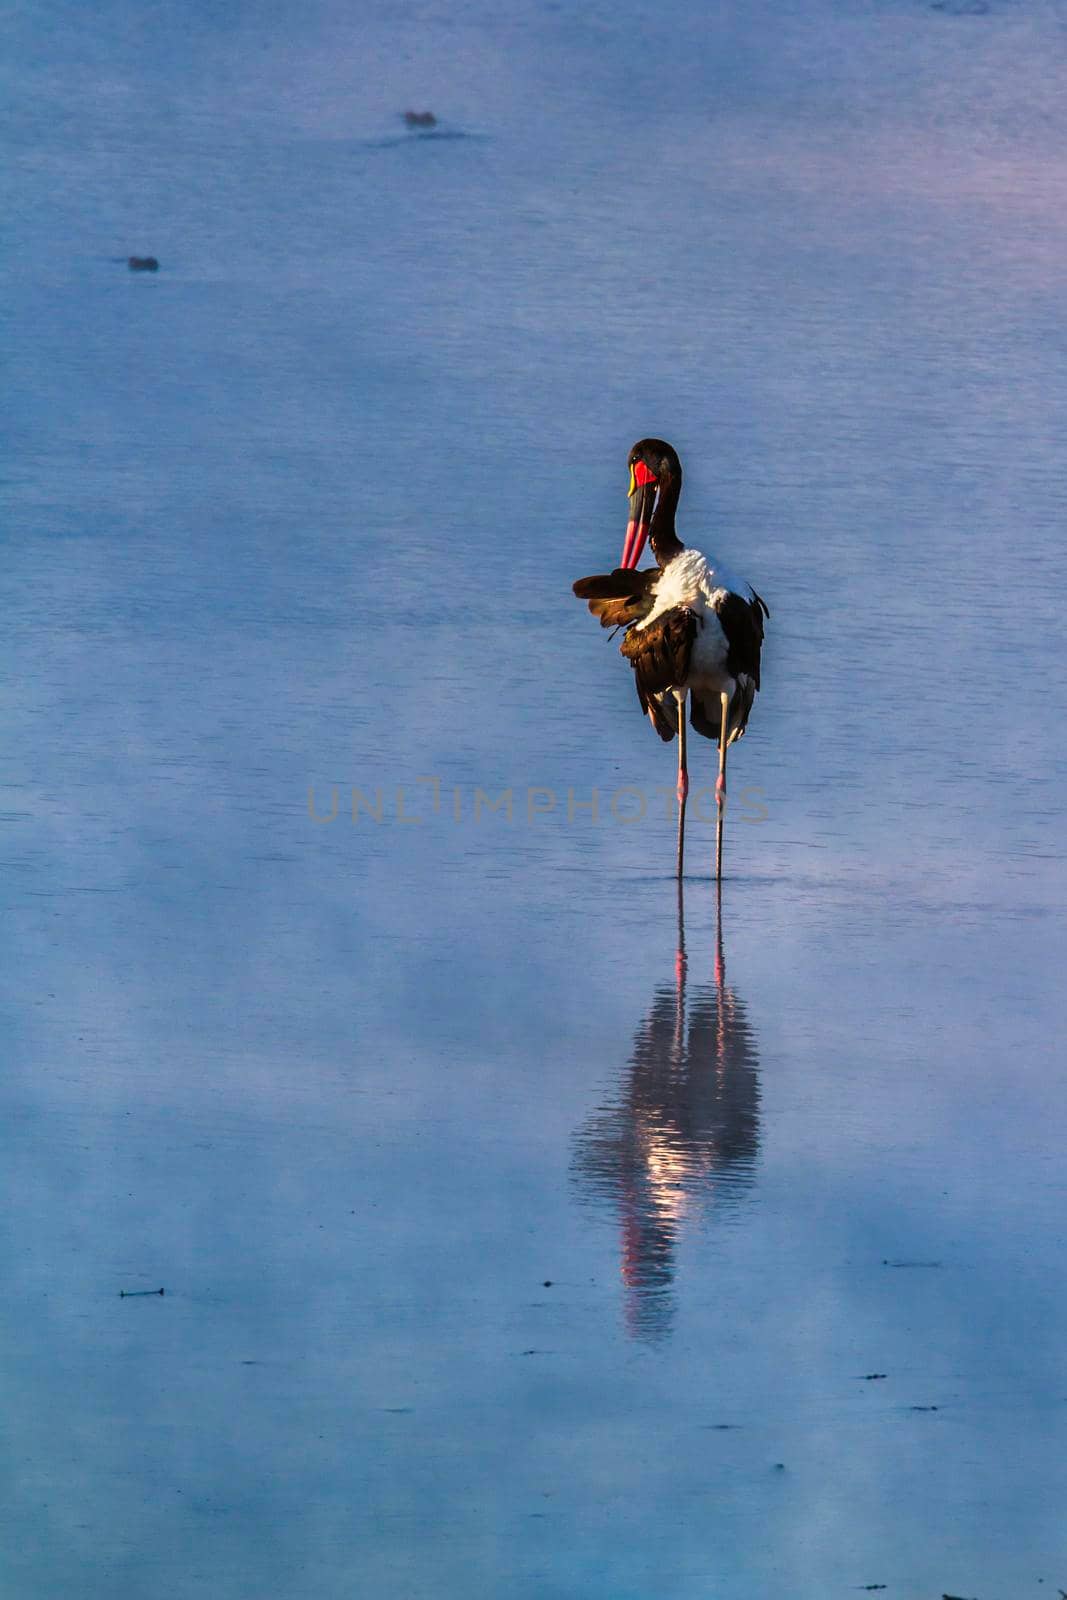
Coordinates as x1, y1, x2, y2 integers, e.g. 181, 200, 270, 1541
649, 470, 683, 566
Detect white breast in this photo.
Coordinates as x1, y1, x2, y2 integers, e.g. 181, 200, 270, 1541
688, 610, 730, 685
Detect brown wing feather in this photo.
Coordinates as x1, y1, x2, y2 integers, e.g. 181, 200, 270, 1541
620, 607, 698, 740
620, 607, 697, 688
573, 567, 659, 629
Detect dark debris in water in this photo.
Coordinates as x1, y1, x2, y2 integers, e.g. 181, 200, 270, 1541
403, 110, 437, 128
931, 0, 989, 12
127, 256, 159, 272
883, 1259, 942, 1268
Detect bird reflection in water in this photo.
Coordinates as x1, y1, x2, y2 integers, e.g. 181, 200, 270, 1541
572, 886, 760, 1341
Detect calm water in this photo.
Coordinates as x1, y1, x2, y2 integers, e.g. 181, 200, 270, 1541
3, 0, 1067, 1593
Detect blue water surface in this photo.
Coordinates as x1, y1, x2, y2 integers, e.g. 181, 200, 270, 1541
3, 1, 1066, 1594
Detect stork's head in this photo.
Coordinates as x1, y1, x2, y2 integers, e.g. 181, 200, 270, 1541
620, 438, 682, 569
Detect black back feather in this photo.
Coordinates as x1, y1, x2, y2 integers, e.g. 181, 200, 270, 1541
714, 590, 769, 690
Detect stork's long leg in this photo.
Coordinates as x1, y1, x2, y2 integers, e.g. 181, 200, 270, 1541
675, 690, 688, 880
715, 690, 729, 883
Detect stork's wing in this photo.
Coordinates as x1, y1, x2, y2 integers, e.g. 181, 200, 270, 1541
573, 566, 659, 629
620, 607, 699, 741
714, 588, 769, 689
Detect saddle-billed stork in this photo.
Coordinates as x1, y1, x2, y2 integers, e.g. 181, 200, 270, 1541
573, 439, 769, 881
